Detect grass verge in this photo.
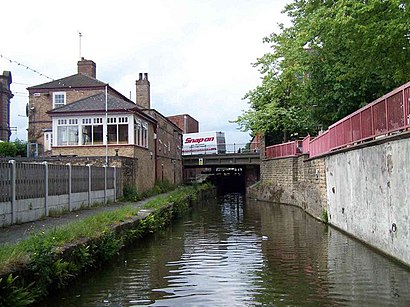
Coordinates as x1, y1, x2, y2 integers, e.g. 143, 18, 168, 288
0, 183, 213, 306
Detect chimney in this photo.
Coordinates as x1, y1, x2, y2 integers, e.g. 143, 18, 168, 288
77, 57, 96, 78
136, 72, 150, 109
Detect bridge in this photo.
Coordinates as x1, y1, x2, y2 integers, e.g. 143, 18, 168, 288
182, 151, 261, 188
182, 152, 260, 168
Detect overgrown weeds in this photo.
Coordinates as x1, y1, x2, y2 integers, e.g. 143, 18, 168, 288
122, 180, 176, 202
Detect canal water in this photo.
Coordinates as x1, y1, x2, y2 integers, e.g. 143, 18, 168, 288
42, 193, 410, 306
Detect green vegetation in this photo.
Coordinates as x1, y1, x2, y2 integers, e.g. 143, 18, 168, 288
235, 0, 410, 144
322, 208, 328, 224
0, 140, 27, 157
122, 179, 176, 201
0, 183, 212, 306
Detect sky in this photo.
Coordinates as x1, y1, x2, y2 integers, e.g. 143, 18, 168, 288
1, 0, 290, 146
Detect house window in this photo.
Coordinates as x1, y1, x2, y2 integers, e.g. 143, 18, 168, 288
134, 119, 148, 148
108, 116, 129, 144
57, 118, 78, 146
82, 117, 103, 145
53, 92, 66, 108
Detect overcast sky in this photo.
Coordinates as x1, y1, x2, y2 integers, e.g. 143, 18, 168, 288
2, 0, 290, 145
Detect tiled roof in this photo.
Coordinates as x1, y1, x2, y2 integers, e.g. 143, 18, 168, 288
28, 73, 106, 90
48, 93, 138, 114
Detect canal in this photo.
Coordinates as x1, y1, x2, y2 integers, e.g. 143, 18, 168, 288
41, 192, 410, 306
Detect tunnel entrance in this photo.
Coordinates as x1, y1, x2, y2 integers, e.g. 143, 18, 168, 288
184, 164, 259, 194
204, 168, 246, 194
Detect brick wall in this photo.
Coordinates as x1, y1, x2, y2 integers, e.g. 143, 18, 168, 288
0, 71, 12, 142
51, 144, 156, 192
167, 114, 199, 133
28, 89, 103, 148
144, 110, 183, 185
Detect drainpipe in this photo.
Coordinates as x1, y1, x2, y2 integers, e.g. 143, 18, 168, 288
154, 125, 158, 183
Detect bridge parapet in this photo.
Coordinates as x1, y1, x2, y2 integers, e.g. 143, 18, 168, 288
182, 152, 260, 168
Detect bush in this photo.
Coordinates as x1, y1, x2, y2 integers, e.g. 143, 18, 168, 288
13, 140, 27, 157
122, 180, 177, 202
0, 142, 17, 157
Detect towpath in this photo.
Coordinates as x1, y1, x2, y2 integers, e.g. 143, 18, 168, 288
0, 193, 170, 246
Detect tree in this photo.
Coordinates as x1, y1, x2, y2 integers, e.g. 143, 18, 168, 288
0, 142, 17, 157
235, 0, 410, 144
13, 139, 27, 157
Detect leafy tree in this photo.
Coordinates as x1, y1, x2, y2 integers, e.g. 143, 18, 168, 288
0, 142, 17, 157
13, 139, 27, 157
235, 0, 410, 144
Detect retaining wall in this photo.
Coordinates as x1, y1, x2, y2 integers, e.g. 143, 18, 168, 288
326, 138, 410, 266
248, 154, 327, 220
249, 135, 410, 266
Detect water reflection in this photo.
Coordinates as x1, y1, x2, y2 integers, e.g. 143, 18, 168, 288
40, 193, 410, 306
151, 193, 264, 306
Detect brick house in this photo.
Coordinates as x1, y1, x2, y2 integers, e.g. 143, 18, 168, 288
0, 71, 13, 142
27, 59, 183, 190
136, 73, 184, 185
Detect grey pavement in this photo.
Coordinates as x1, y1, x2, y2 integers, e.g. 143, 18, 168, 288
0, 193, 169, 246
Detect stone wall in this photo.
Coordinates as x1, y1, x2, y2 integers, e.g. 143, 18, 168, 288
249, 154, 327, 220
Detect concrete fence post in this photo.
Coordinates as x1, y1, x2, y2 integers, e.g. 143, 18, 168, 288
87, 164, 92, 207
104, 164, 107, 204
113, 166, 117, 202
67, 163, 72, 211
43, 161, 49, 217
8, 160, 16, 224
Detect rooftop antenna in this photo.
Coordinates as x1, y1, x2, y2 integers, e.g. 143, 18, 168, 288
78, 31, 83, 60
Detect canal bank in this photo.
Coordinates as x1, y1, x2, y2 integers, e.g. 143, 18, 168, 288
248, 133, 410, 268
0, 184, 214, 306
36, 192, 410, 306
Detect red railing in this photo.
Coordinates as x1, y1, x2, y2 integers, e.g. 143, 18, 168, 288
301, 135, 311, 154
265, 81, 410, 159
265, 140, 302, 158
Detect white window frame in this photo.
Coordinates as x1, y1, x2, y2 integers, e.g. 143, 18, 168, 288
107, 116, 129, 145
53, 115, 133, 147
53, 92, 66, 108
44, 132, 53, 151
56, 118, 79, 146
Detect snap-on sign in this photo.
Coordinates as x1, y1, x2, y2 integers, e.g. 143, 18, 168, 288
184, 137, 215, 144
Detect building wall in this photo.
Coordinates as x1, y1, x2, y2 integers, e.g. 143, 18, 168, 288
27, 88, 103, 151
144, 110, 183, 185
0, 71, 12, 142
52, 142, 155, 192
167, 114, 199, 133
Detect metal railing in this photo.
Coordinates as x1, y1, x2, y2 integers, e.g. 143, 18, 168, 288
182, 143, 261, 155
265, 81, 410, 159
265, 140, 302, 158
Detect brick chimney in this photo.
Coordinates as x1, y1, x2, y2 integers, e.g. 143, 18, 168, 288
77, 57, 96, 78
136, 73, 150, 109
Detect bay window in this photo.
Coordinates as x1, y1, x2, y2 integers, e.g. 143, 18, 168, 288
108, 116, 128, 144
57, 119, 78, 146
82, 118, 103, 145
